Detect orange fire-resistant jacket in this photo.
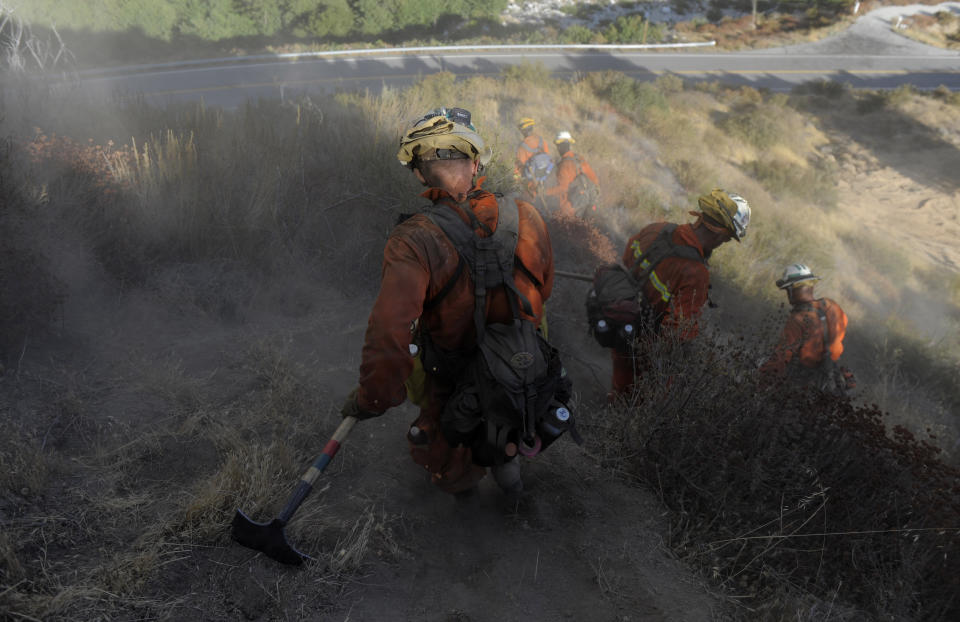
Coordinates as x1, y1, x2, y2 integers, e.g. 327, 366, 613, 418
514, 134, 550, 178
356, 178, 554, 414
546, 151, 599, 217
760, 298, 848, 377
622, 222, 710, 341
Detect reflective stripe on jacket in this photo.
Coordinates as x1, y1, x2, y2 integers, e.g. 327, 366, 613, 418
357, 178, 554, 412
621, 222, 709, 341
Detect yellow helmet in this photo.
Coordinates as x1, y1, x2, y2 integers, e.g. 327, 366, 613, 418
397, 106, 491, 169
697, 188, 751, 241
517, 117, 536, 131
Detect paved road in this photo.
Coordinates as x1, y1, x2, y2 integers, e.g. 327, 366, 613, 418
70, 3, 960, 108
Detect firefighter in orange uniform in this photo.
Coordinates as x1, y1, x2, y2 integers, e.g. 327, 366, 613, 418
760, 264, 854, 395
610, 189, 751, 396
545, 131, 600, 218
514, 117, 550, 181
339, 107, 555, 494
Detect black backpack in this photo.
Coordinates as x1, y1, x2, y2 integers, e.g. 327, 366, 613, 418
567, 156, 600, 217
417, 194, 579, 466
586, 224, 703, 352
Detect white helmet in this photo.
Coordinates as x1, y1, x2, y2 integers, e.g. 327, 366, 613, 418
776, 263, 820, 289
697, 189, 751, 241
554, 131, 575, 145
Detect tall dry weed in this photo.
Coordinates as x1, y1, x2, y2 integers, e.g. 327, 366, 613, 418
3, 60, 960, 621
585, 332, 960, 620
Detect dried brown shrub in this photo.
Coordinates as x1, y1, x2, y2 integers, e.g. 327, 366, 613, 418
591, 333, 960, 619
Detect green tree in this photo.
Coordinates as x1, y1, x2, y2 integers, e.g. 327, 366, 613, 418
177, 0, 258, 40
304, 0, 354, 37
354, 0, 397, 35
106, 0, 180, 40
237, 0, 285, 36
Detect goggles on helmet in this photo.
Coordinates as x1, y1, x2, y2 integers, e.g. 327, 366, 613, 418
416, 147, 471, 162
414, 107, 476, 132
398, 105, 490, 168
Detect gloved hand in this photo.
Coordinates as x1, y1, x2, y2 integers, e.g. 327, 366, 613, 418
339, 388, 381, 421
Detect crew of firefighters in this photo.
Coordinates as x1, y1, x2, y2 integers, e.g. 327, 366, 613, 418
342, 108, 856, 497
506, 115, 853, 399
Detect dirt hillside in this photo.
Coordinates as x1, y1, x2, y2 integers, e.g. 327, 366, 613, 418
0, 223, 717, 620
4, 5, 960, 621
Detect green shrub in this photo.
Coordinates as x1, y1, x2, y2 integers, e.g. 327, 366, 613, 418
593, 74, 668, 118
856, 86, 914, 114
603, 14, 664, 44
719, 103, 786, 149
855, 91, 890, 114
304, 0, 355, 38
935, 10, 958, 26
561, 24, 596, 44
177, 0, 259, 40
500, 61, 554, 88
355, 0, 395, 35
794, 79, 849, 99
930, 84, 960, 106
887, 84, 915, 107
653, 73, 684, 94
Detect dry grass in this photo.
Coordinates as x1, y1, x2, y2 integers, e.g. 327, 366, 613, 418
583, 332, 960, 620
674, 11, 857, 51
0, 335, 400, 619
2, 61, 960, 619
899, 10, 960, 49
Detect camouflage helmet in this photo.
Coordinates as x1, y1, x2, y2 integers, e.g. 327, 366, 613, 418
397, 106, 491, 169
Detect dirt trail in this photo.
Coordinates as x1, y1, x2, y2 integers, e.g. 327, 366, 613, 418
217, 284, 714, 621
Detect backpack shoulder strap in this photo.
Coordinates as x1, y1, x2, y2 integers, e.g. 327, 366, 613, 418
813, 299, 831, 358
422, 198, 482, 311
572, 154, 584, 176
520, 138, 542, 154
488, 195, 534, 321
630, 224, 704, 283
423, 195, 533, 339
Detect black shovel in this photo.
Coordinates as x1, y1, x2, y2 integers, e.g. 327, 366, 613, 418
231, 416, 357, 565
